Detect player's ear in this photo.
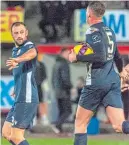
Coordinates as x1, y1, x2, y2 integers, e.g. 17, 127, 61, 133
25, 29, 28, 37
88, 13, 91, 19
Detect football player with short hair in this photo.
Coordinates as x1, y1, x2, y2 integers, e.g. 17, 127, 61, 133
69, 2, 129, 145
2, 22, 39, 145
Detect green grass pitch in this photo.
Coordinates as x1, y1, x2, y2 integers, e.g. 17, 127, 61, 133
1, 138, 129, 145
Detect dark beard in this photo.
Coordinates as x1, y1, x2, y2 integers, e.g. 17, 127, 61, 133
15, 41, 23, 46
15, 40, 27, 46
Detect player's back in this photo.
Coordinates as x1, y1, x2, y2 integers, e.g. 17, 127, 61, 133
12, 41, 39, 103
85, 22, 120, 86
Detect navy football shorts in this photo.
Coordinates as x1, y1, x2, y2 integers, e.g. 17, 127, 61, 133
6, 102, 38, 129
79, 82, 123, 112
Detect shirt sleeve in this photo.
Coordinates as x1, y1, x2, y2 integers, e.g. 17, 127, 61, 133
77, 31, 106, 63
114, 46, 123, 73
25, 41, 38, 53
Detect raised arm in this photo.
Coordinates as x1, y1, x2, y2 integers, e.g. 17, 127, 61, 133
14, 48, 37, 63
6, 47, 37, 70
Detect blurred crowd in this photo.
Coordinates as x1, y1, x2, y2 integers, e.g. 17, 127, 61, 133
37, 1, 129, 43
2, 1, 129, 43
38, 1, 88, 43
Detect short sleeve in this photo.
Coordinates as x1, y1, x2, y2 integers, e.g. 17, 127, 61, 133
77, 28, 106, 63
24, 41, 37, 52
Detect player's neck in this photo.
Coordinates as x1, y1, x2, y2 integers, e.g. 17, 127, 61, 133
90, 19, 103, 26
15, 40, 28, 48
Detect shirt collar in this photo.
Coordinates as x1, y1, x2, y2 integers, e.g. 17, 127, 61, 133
91, 22, 105, 28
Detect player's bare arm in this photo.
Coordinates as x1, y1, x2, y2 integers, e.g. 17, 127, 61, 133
121, 64, 129, 80
120, 68, 129, 80
12, 48, 37, 63
121, 81, 129, 92
6, 48, 37, 70
121, 64, 129, 92
6, 59, 19, 70
125, 64, 129, 79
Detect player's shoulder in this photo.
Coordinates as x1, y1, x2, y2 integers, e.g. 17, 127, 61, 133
86, 27, 100, 35
23, 40, 36, 51
103, 26, 115, 35
86, 27, 102, 44
24, 41, 34, 47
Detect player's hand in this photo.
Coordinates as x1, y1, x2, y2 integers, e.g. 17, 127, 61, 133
125, 68, 129, 80
121, 78, 129, 92
121, 83, 129, 92
68, 49, 77, 62
120, 68, 129, 81
6, 58, 19, 70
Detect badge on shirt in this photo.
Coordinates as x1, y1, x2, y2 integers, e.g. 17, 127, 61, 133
92, 34, 101, 44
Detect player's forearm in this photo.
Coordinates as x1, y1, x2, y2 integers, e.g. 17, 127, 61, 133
114, 48, 123, 73
16, 55, 34, 63
114, 57, 123, 73
16, 49, 37, 63
76, 53, 106, 63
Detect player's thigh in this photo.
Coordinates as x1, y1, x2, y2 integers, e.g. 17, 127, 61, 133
103, 82, 125, 130
11, 127, 25, 137
75, 105, 94, 125
2, 106, 15, 138
75, 105, 93, 133
75, 85, 104, 133
12, 103, 38, 129
106, 106, 125, 131
2, 121, 12, 138
79, 86, 103, 112
10, 127, 25, 144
